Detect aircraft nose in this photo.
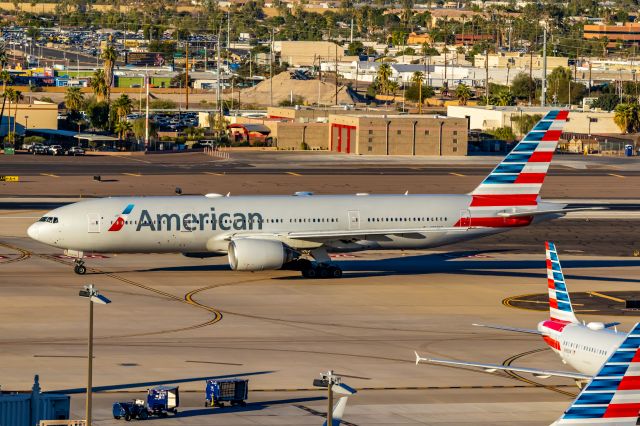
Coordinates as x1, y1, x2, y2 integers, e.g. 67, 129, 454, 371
27, 222, 40, 240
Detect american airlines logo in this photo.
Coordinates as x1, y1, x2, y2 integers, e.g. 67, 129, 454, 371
108, 204, 135, 232
135, 208, 264, 232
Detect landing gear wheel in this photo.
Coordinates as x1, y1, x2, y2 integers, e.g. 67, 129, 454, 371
74, 265, 86, 275
328, 266, 343, 278
302, 267, 317, 278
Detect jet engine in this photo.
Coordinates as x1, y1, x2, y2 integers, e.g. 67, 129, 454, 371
228, 239, 299, 271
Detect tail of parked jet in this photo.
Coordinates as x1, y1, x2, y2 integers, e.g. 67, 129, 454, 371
470, 110, 569, 209
553, 322, 640, 425
322, 397, 349, 426
546, 241, 579, 324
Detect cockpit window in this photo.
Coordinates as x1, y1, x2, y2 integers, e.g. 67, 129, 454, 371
38, 216, 58, 223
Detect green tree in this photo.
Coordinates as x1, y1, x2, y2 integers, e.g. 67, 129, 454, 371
590, 93, 620, 111
510, 72, 535, 100
89, 69, 108, 103
375, 63, 392, 95
512, 114, 543, 136
614, 103, 639, 133
87, 101, 110, 130
455, 83, 472, 105
492, 89, 515, 106
547, 66, 586, 105
347, 41, 365, 56
114, 119, 133, 141
132, 117, 159, 140
64, 87, 84, 113
488, 126, 516, 141
112, 94, 134, 122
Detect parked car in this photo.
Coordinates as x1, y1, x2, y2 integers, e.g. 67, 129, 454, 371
33, 144, 48, 155
67, 146, 85, 156
47, 145, 65, 155
28, 143, 44, 154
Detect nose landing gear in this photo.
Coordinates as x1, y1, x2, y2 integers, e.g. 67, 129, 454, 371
74, 258, 87, 275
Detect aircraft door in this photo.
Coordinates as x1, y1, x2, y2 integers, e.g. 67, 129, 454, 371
87, 213, 101, 233
348, 210, 361, 230
459, 210, 471, 229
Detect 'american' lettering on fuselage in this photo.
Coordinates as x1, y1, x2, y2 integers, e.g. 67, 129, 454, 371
135, 208, 264, 232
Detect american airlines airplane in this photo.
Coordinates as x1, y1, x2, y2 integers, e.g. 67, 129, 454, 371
415, 242, 627, 387
28, 111, 582, 277
555, 323, 640, 425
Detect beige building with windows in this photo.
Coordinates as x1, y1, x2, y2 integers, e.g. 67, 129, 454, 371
328, 114, 468, 155
273, 41, 346, 67
0, 100, 59, 137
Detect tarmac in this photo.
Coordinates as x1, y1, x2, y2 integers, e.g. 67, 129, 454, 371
1, 151, 640, 425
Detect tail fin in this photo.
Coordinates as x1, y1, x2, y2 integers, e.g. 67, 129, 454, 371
554, 323, 640, 425
546, 241, 579, 324
470, 110, 569, 208
322, 397, 349, 426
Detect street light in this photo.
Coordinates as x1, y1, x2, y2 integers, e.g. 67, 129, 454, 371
78, 284, 111, 426
312, 370, 357, 425
24, 115, 28, 136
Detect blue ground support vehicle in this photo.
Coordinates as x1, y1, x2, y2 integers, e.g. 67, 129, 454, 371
205, 379, 249, 408
147, 386, 179, 417
112, 399, 149, 421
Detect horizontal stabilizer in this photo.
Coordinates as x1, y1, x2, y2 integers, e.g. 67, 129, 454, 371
416, 354, 590, 380
472, 323, 541, 335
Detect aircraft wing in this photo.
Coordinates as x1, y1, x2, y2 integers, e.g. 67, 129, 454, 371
223, 227, 466, 242
415, 353, 590, 380
472, 323, 541, 335
497, 207, 606, 218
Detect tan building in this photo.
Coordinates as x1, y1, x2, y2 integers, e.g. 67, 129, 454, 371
274, 41, 346, 67
475, 52, 568, 70
270, 121, 329, 150
328, 114, 468, 156
0, 101, 58, 137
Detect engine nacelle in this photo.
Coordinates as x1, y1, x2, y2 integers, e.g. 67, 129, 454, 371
228, 239, 299, 271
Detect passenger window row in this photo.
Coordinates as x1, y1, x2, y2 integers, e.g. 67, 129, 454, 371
366, 217, 447, 223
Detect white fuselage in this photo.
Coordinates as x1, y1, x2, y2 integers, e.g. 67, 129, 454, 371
538, 320, 626, 377
28, 194, 528, 255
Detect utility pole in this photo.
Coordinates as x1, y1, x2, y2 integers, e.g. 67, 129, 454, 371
269, 29, 274, 107
145, 71, 149, 150
335, 43, 338, 105
217, 28, 222, 121
185, 41, 189, 110
529, 47, 533, 106
227, 10, 230, 49
541, 27, 547, 107
350, 17, 354, 44
484, 49, 489, 105
78, 284, 111, 426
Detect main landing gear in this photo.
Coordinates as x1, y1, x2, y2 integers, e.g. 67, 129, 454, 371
299, 248, 343, 279
74, 258, 87, 275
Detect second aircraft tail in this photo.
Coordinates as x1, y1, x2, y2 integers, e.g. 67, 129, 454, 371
546, 241, 579, 324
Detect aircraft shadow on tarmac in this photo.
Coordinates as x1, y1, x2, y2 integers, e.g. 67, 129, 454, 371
111, 249, 640, 285
48, 370, 273, 394
172, 396, 326, 419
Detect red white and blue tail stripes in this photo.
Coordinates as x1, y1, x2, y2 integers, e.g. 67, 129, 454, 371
546, 241, 579, 324
555, 323, 640, 424
108, 204, 134, 232
470, 110, 569, 208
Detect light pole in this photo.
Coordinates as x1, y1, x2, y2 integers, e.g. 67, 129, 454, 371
78, 284, 111, 426
24, 115, 28, 136
312, 371, 357, 426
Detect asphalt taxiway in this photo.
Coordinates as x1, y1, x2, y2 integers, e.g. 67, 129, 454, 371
2, 213, 640, 425
2, 151, 640, 425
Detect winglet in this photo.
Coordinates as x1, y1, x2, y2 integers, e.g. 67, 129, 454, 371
415, 351, 423, 365
554, 323, 640, 425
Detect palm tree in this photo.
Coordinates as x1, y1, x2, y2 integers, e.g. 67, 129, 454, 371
376, 63, 392, 95
0, 43, 7, 71
114, 119, 133, 141
64, 86, 84, 113
0, 70, 12, 130
12, 89, 22, 141
494, 89, 515, 107
89, 69, 108, 103
3, 87, 14, 142
112, 94, 133, 121
411, 71, 424, 112
614, 103, 638, 133
455, 83, 472, 106
101, 44, 117, 102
